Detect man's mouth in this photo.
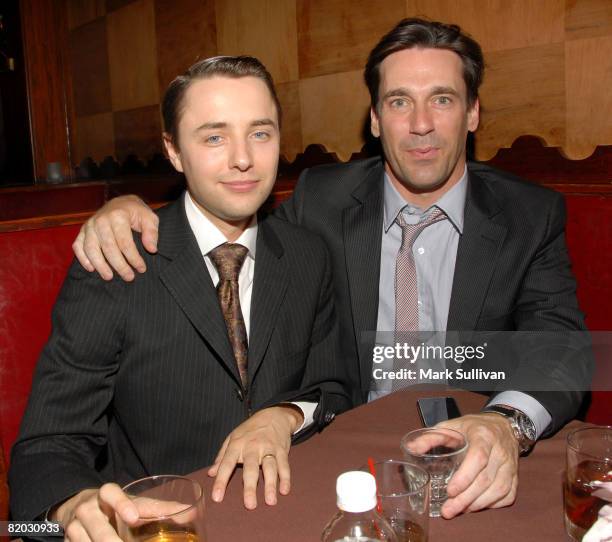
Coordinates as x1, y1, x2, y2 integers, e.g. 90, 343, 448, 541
407, 146, 439, 159
222, 180, 260, 192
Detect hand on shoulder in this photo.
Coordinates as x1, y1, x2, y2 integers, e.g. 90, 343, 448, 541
73, 195, 158, 282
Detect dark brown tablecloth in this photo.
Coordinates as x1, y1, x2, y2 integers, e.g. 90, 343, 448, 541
190, 388, 578, 541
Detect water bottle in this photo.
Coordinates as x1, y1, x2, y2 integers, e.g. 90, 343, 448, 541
322, 471, 397, 542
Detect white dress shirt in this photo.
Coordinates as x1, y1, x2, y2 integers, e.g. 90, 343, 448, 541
185, 192, 315, 432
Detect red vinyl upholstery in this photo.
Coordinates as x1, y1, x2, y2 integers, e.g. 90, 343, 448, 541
565, 195, 612, 425
0, 224, 80, 462
0, 193, 610, 465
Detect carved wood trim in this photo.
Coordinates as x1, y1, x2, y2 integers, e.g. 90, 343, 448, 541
486, 136, 612, 184
1, 138, 610, 232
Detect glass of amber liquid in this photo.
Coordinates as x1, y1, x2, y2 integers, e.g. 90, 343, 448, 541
564, 426, 612, 540
363, 460, 430, 542
119, 475, 206, 542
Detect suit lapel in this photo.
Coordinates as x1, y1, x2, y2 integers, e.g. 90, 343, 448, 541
157, 196, 242, 384
248, 216, 288, 381
447, 170, 508, 331
342, 163, 384, 397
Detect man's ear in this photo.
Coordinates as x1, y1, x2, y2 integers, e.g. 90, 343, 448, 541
370, 106, 381, 138
467, 98, 480, 133
163, 133, 184, 172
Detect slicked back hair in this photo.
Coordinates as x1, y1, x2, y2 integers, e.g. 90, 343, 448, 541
162, 55, 282, 145
365, 18, 484, 109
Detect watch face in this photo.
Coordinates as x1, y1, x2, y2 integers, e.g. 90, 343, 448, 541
518, 414, 536, 441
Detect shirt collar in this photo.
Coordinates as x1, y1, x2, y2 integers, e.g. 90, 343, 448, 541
184, 191, 258, 259
383, 166, 467, 234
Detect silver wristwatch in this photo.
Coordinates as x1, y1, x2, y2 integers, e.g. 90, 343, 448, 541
482, 404, 537, 455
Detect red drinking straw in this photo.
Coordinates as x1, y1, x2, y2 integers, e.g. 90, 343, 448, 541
368, 457, 384, 515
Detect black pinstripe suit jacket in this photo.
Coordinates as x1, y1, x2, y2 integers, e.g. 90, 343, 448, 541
276, 157, 592, 434
9, 194, 350, 520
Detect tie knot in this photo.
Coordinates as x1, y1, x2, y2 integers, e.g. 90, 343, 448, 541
396, 207, 446, 248
209, 243, 248, 281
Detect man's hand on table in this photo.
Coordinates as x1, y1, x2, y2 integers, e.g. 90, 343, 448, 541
208, 405, 304, 510
436, 413, 519, 519
73, 195, 159, 281
51, 405, 302, 539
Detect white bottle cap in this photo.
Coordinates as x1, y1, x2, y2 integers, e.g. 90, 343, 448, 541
336, 471, 378, 513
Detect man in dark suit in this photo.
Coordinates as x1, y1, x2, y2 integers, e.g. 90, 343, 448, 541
9, 56, 349, 539
70, 19, 592, 519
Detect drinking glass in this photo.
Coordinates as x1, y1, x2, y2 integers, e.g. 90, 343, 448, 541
400, 428, 467, 517
564, 426, 612, 541
364, 460, 430, 542
118, 475, 207, 542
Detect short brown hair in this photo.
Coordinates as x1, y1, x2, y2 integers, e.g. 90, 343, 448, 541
162, 55, 282, 145
365, 18, 484, 108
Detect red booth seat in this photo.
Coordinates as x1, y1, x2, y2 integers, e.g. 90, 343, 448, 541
0, 224, 81, 461
564, 195, 612, 425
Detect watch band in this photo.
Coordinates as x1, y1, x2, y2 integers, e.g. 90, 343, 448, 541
482, 404, 537, 455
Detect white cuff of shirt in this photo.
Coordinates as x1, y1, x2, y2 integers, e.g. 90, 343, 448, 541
486, 391, 552, 440
288, 401, 317, 434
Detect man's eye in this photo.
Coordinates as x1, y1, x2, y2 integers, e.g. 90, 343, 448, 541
253, 131, 270, 140
205, 135, 222, 144
435, 96, 452, 105
390, 98, 407, 108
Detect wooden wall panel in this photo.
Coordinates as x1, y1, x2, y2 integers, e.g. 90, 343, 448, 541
215, 0, 298, 84
565, 35, 612, 159
69, 18, 112, 116
276, 81, 302, 162
407, 0, 564, 52
477, 44, 565, 161
60, 0, 612, 169
106, 0, 137, 11
155, 0, 217, 94
113, 105, 163, 162
297, 0, 405, 79
565, 0, 612, 41
21, 0, 73, 181
66, 0, 106, 30
299, 70, 370, 161
74, 113, 115, 163
107, 0, 159, 111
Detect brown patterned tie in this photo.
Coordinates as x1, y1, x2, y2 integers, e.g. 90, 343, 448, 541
209, 243, 249, 389
395, 207, 447, 332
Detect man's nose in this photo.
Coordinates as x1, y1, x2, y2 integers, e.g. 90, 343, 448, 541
229, 140, 253, 171
410, 103, 434, 136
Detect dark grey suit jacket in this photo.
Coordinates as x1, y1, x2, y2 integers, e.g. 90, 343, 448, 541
9, 195, 350, 520
276, 157, 592, 433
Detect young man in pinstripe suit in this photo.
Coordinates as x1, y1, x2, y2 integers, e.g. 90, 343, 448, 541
9, 57, 349, 540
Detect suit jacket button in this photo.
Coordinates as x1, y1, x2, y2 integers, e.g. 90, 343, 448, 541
236, 388, 244, 401
325, 412, 335, 423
